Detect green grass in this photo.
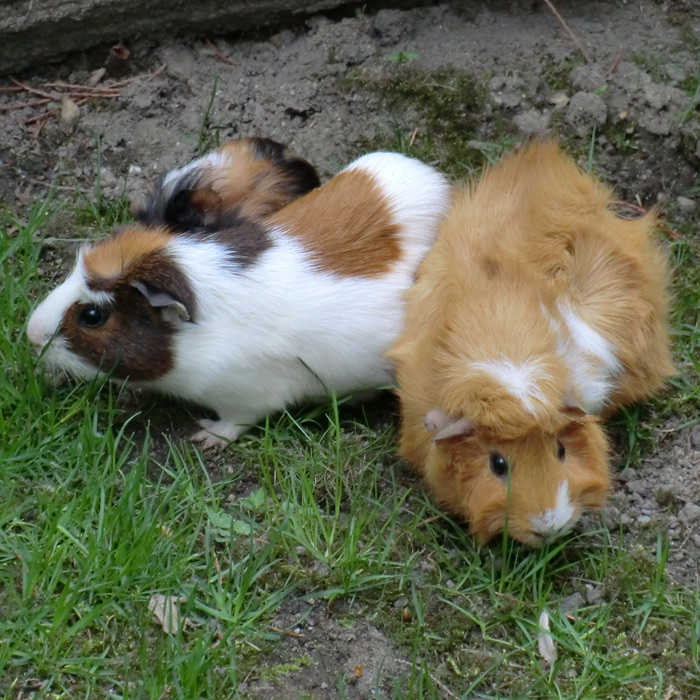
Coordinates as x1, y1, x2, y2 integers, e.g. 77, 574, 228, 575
2, 173, 700, 699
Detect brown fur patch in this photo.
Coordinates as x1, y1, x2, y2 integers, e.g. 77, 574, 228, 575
267, 168, 401, 278
216, 137, 320, 220
83, 228, 172, 280
61, 292, 175, 381
64, 227, 197, 381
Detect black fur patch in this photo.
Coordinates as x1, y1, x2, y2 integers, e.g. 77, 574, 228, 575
251, 137, 321, 197
188, 213, 273, 269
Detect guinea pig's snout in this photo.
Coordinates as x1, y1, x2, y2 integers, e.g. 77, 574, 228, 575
529, 480, 576, 540
27, 310, 55, 349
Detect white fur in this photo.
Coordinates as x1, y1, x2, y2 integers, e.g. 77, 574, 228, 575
471, 358, 550, 416
161, 150, 230, 191
28, 152, 450, 445
553, 301, 621, 413
27, 256, 112, 347
530, 480, 575, 536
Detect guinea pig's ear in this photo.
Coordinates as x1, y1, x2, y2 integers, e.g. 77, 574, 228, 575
166, 187, 223, 230
561, 403, 587, 423
131, 280, 191, 323
425, 408, 473, 441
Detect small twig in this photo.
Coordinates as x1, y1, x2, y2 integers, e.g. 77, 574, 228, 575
663, 685, 674, 700
605, 48, 623, 77
541, 0, 591, 63
9, 77, 59, 100
409, 127, 419, 147
108, 63, 166, 88
0, 98, 51, 112
44, 82, 122, 96
269, 626, 305, 638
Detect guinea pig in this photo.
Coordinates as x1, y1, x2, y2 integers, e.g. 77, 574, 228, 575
27, 152, 451, 449
390, 141, 672, 546
132, 136, 321, 232
391, 236, 611, 547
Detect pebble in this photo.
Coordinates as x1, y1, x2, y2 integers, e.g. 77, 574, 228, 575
393, 597, 409, 609
99, 167, 117, 189
548, 91, 570, 109
162, 45, 196, 83
565, 92, 607, 135
626, 479, 648, 495
59, 98, 80, 133
677, 196, 696, 211
680, 502, 700, 524
690, 425, 700, 449
513, 108, 551, 135
560, 592, 585, 613
585, 585, 604, 605
570, 65, 605, 92
665, 63, 687, 83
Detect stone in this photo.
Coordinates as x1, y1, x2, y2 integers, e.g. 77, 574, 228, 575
643, 83, 687, 111
626, 479, 648, 495
513, 108, 551, 135
99, 167, 117, 189
565, 91, 607, 132
162, 46, 197, 83
690, 425, 700, 449
665, 63, 687, 83
560, 592, 585, 614
548, 91, 570, 109
59, 98, 80, 133
677, 196, 696, 211
570, 65, 606, 92
585, 585, 604, 605
681, 502, 700, 524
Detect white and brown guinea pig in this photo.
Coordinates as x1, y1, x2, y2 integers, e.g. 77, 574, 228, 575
27, 152, 450, 448
390, 141, 672, 547
132, 136, 321, 231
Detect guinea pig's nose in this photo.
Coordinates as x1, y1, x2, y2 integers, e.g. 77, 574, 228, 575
27, 315, 51, 348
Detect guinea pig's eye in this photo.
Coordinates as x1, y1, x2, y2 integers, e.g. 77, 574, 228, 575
78, 305, 109, 329
557, 441, 566, 461
489, 452, 509, 479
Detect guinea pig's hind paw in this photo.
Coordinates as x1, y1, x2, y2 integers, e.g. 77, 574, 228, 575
191, 419, 243, 449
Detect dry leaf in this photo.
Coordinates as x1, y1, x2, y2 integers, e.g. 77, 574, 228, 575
354, 665, 363, 678
148, 594, 188, 635
537, 609, 557, 666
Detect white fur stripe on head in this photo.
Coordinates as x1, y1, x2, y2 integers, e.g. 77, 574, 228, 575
471, 357, 550, 416
26, 255, 112, 347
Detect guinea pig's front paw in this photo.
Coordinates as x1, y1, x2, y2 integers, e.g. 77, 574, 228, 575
191, 419, 245, 450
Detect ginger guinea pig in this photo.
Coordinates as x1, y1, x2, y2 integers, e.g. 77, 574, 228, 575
28, 152, 450, 448
391, 237, 610, 547
132, 136, 321, 231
